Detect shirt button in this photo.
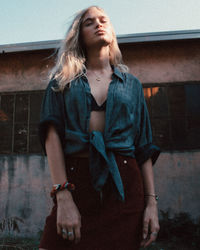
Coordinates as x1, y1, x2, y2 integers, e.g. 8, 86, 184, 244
123, 160, 127, 164
70, 166, 75, 171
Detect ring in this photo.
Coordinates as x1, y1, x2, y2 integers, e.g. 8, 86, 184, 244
62, 229, 67, 235
151, 232, 158, 236
67, 231, 74, 237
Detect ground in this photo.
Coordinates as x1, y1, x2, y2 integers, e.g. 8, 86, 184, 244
0, 238, 198, 250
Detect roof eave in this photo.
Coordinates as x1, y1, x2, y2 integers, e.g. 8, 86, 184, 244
1, 29, 200, 54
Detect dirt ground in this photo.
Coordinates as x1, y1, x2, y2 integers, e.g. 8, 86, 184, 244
0, 238, 198, 250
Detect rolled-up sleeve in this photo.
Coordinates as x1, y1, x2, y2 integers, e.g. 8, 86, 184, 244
135, 84, 161, 166
38, 79, 65, 155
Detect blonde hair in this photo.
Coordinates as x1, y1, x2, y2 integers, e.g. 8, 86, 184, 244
50, 6, 128, 91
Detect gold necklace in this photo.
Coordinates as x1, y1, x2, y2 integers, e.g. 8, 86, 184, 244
93, 71, 101, 81
86, 69, 101, 81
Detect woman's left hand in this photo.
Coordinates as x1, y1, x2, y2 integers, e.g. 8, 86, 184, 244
140, 200, 160, 248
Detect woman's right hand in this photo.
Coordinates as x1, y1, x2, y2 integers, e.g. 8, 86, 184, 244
56, 190, 81, 244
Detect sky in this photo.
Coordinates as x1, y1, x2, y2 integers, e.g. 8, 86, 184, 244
0, 0, 200, 45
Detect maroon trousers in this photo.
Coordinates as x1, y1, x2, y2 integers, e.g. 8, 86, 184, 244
39, 154, 145, 250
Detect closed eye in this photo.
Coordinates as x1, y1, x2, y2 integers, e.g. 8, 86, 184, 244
101, 18, 108, 23
85, 22, 92, 26
83, 16, 108, 26
83, 17, 93, 26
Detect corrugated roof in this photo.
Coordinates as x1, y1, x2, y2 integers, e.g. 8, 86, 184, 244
1, 29, 200, 53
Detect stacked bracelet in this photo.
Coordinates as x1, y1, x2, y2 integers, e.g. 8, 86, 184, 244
50, 181, 75, 198
144, 194, 159, 201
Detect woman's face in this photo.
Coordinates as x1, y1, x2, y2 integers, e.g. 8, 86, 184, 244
80, 7, 113, 49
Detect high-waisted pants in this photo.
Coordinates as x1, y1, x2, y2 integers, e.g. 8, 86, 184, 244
39, 154, 145, 250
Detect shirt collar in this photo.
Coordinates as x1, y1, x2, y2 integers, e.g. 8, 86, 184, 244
111, 65, 124, 82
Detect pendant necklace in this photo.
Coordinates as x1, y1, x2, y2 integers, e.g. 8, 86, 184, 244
93, 71, 101, 81
86, 69, 101, 82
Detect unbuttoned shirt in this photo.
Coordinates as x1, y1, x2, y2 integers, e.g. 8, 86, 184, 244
39, 66, 160, 201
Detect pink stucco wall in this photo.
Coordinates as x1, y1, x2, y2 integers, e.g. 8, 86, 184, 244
0, 50, 53, 92
0, 39, 200, 93
120, 40, 200, 83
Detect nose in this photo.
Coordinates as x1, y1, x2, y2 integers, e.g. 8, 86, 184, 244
95, 19, 102, 28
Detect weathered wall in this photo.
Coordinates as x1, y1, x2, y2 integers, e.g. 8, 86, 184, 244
154, 151, 200, 219
1, 40, 200, 92
0, 155, 51, 237
120, 40, 200, 83
0, 152, 199, 237
0, 50, 53, 92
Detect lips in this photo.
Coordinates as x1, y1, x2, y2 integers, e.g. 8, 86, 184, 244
95, 29, 105, 35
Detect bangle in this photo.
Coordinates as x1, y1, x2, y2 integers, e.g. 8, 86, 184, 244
50, 181, 75, 198
144, 194, 159, 201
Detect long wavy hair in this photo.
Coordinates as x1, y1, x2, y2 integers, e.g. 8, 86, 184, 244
50, 6, 129, 91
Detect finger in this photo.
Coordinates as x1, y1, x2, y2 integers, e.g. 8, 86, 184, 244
146, 220, 159, 243
140, 238, 147, 247
67, 227, 75, 241
144, 232, 157, 248
151, 232, 158, 240
79, 216, 82, 228
61, 228, 68, 240
74, 226, 81, 244
57, 223, 62, 235
142, 219, 149, 240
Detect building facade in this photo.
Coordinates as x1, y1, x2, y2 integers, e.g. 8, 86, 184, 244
0, 30, 200, 237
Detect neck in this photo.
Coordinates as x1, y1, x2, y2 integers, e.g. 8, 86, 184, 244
86, 46, 111, 72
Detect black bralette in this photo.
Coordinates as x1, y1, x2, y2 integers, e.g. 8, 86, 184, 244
90, 93, 107, 111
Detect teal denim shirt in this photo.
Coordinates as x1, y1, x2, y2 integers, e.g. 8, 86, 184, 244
39, 67, 160, 201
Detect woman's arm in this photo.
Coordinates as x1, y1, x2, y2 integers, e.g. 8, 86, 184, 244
45, 124, 81, 243
140, 158, 160, 248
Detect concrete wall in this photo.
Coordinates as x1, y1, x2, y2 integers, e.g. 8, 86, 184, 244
0, 151, 199, 237
155, 151, 200, 220
0, 155, 51, 237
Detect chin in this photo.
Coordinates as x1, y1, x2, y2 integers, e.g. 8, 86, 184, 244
85, 37, 111, 48
98, 36, 112, 45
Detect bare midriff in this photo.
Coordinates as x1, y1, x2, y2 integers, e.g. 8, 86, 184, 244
89, 111, 105, 133
70, 111, 105, 158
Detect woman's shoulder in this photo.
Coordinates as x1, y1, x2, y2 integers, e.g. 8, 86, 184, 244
122, 72, 143, 89
47, 77, 59, 87
44, 77, 60, 92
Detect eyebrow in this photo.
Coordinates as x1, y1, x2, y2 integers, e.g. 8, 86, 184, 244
82, 15, 107, 24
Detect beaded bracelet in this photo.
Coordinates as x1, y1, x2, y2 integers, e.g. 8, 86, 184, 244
50, 181, 75, 198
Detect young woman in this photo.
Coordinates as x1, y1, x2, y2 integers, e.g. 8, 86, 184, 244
39, 6, 160, 250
